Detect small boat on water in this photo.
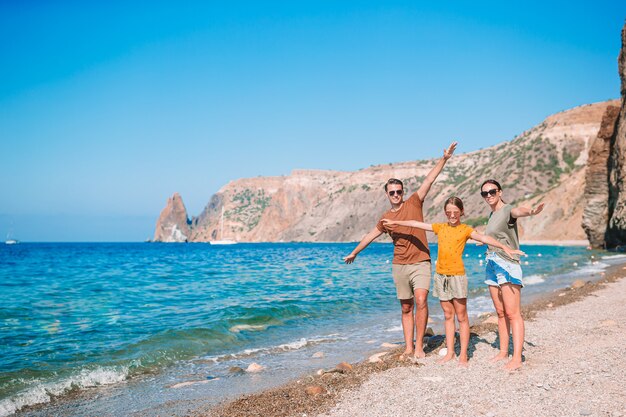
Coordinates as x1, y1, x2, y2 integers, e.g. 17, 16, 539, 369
209, 207, 237, 245
5, 232, 19, 245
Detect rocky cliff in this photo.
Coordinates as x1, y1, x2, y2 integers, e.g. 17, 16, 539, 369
153, 193, 192, 242
155, 100, 618, 243
606, 24, 626, 248
582, 106, 620, 247
583, 23, 626, 250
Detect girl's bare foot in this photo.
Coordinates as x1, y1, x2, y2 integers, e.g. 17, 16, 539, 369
490, 352, 508, 363
414, 350, 426, 359
399, 350, 414, 361
436, 354, 455, 364
504, 359, 522, 371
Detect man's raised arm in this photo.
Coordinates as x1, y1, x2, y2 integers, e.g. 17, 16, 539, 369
416, 141, 457, 201
343, 226, 383, 264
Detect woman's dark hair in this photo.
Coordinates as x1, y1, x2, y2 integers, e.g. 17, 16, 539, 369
384, 178, 404, 192
444, 196, 464, 213
481, 179, 505, 203
481, 179, 502, 191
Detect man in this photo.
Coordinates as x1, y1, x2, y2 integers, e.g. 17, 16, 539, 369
343, 142, 457, 359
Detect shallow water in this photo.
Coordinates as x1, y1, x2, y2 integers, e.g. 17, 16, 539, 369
0, 242, 620, 416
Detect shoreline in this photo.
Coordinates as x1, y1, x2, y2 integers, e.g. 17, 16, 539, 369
198, 260, 626, 417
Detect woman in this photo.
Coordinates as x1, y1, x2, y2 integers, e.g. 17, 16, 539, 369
480, 179, 544, 371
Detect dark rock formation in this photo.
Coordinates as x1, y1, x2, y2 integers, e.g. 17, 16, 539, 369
153, 193, 191, 242
582, 105, 620, 248
606, 24, 626, 249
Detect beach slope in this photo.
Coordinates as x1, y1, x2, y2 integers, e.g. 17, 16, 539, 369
321, 274, 626, 417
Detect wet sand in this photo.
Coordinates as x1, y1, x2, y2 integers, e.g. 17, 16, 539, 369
198, 262, 626, 417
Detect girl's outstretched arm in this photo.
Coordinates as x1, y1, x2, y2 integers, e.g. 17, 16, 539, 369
382, 219, 434, 232
511, 202, 545, 219
470, 231, 525, 258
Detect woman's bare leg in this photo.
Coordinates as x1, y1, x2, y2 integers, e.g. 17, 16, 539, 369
488, 285, 510, 362
501, 283, 524, 370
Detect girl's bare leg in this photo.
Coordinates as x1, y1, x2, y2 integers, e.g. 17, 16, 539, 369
501, 283, 524, 370
488, 285, 510, 362
437, 300, 456, 364
452, 298, 470, 366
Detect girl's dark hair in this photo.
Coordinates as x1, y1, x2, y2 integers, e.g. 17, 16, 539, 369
481, 179, 502, 191
444, 196, 464, 213
384, 178, 404, 192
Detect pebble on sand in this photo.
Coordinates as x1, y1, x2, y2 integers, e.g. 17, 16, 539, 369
368, 352, 388, 363
312, 351, 325, 359
246, 363, 265, 373
438, 347, 448, 357
335, 362, 353, 373
421, 376, 444, 382
571, 279, 586, 289
305, 385, 326, 396
229, 366, 245, 374
169, 379, 217, 389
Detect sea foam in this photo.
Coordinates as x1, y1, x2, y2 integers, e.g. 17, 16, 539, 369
0, 366, 129, 417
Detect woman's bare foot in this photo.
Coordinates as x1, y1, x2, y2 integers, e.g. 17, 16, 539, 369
504, 359, 522, 371
436, 354, 455, 364
458, 355, 469, 367
490, 352, 508, 363
414, 349, 426, 359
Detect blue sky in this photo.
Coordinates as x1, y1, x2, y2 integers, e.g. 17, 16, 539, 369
1, 1, 625, 241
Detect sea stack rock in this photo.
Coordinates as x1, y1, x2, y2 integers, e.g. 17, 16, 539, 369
606, 23, 626, 249
153, 193, 192, 242
582, 105, 620, 248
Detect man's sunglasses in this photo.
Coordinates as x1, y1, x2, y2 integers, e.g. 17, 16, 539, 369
388, 190, 403, 196
480, 189, 498, 198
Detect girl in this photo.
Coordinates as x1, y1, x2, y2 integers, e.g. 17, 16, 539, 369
480, 179, 544, 371
383, 196, 523, 366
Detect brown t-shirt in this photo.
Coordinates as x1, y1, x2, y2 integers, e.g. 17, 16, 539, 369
376, 192, 431, 265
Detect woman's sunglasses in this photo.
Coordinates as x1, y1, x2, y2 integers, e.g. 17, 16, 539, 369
480, 189, 498, 198
388, 190, 403, 196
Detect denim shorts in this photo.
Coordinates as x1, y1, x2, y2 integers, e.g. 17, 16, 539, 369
484, 253, 523, 287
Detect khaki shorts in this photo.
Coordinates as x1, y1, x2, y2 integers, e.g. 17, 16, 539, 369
432, 273, 468, 301
391, 262, 432, 299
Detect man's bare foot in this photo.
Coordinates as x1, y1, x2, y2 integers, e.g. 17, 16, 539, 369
413, 350, 426, 359
436, 354, 455, 364
504, 359, 522, 371
490, 352, 508, 363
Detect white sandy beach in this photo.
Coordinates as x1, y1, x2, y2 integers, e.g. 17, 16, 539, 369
320, 275, 626, 417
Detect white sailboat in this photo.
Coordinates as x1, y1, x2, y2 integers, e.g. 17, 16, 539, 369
209, 207, 237, 245
5, 232, 19, 245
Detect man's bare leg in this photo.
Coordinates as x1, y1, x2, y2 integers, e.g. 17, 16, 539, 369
437, 300, 456, 364
399, 299, 415, 357
413, 289, 429, 358
501, 283, 524, 371
489, 285, 510, 363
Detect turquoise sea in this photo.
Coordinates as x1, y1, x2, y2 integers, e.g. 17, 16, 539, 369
1, 242, 623, 416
